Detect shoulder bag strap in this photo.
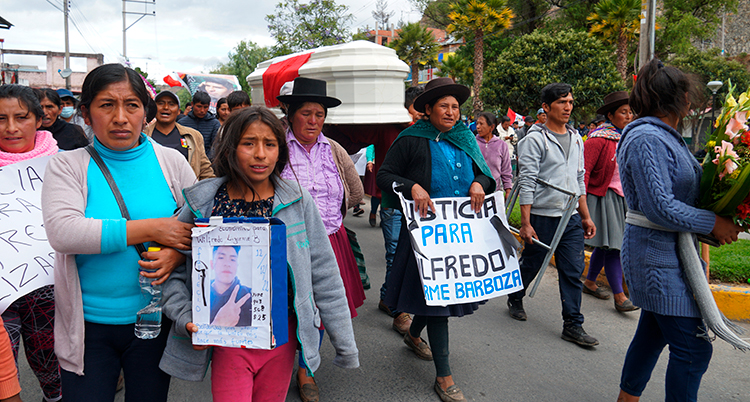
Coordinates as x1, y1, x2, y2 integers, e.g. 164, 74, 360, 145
85, 145, 148, 257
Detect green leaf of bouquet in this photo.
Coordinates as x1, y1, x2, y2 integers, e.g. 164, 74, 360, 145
710, 165, 750, 215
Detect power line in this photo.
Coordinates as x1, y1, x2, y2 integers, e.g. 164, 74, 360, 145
45, 0, 63, 13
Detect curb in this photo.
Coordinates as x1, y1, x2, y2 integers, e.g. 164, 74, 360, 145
513, 233, 750, 322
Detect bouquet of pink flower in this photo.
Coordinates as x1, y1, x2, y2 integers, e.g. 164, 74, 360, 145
698, 82, 750, 231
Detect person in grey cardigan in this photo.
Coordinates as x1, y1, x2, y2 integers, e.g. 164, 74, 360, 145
507, 83, 599, 347
159, 107, 358, 402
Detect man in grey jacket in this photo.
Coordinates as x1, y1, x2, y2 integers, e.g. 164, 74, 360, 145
507, 83, 599, 347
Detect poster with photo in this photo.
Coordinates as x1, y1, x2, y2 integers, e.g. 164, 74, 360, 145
191, 217, 286, 349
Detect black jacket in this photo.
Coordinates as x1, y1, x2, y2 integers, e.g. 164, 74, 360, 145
47, 118, 88, 150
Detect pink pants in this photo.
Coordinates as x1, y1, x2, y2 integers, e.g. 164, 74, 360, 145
211, 317, 298, 402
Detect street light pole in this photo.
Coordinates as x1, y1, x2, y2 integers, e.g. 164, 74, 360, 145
706, 80, 723, 150
63, 0, 70, 89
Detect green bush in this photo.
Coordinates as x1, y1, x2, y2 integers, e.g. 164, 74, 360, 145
507, 202, 521, 229
709, 239, 750, 284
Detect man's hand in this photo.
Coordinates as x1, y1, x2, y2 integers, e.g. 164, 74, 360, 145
186, 322, 210, 350
210, 285, 250, 327
582, 217, 596, 239
520, 223, 538, 244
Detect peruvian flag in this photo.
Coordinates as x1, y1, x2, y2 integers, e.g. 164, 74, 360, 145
262, 52, 314, 108
163, 72, 188, 89
507, 108, 524, 125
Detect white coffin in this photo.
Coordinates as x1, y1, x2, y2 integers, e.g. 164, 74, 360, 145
247, 41, 411, 125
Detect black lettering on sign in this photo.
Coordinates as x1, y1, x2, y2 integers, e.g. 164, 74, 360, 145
0, 203, 22, 218
25, 166, 43, 191
25, 225, 47, 242
0, 230, 31, 252
34, 255, 53, 275
9, 263, 39, 288
16, 198, 41, 213
2, 277, 17, 292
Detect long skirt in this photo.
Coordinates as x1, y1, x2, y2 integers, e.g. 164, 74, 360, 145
585, 189, 627, 250
329, 224, 365, 318
383, 222, 482, 317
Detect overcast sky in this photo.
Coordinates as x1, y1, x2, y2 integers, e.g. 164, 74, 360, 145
0, 0, 421, 84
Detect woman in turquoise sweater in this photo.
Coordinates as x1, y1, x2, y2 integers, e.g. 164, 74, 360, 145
42, 64, 196, 402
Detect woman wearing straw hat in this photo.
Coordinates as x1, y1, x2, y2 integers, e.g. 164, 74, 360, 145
377, 77, 495, 402
277, 77, 364, 402
581, 91, 639, 312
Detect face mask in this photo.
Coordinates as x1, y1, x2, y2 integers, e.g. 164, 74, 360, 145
61, 106, 75, 118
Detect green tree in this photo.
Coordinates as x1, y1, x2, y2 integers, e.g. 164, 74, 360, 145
176, 88, 192, 111
506, 0, 550, 35
657, 0, 738, 56
587, 0, 641, 81
266, 0, 354, 56
436, 53, 473, 86
410, 0, 453, 29
133, 66, 157, 90
211, 40, 271, 95
447, 0, 514, 114
542, 0, 601, 32
481, 29, 625, 120
668, 47, 750, 148
390, 22, 440, 86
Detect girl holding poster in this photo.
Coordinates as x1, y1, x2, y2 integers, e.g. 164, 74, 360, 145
159, 106, 358, 402
377, 77, 496, 402
0, 84, 61, 402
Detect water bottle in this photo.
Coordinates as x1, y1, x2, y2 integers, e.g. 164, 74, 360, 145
135, 246, 162, 339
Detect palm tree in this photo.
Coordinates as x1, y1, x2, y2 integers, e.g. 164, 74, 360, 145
435, 53, 473, 86
447, 0, 514, 115
391, 22, 440, 86
588, 0, 641, 81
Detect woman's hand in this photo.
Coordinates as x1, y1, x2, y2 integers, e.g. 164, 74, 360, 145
153, 217, 194, 250
185, 322, 209, 351
469, 182, 486, 213
138, 247, 186, 285
411, 184, 435, 218
711, 215, 743, 245
367, 161, 374, 172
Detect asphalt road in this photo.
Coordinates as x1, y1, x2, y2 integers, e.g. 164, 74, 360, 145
17, 200, 750, 401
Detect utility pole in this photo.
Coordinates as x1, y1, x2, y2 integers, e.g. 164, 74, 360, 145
637, 0, 656, 71
63, 0, 70, 89
122, 0, 155, 64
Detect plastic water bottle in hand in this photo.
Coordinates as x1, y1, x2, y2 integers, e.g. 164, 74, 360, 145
135, 246, 162, 339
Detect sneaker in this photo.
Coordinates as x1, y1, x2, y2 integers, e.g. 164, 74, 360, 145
561, 325, 599, 347
352, 206, 365, 216
507, 299, 527, 321
392, 312, 412, 335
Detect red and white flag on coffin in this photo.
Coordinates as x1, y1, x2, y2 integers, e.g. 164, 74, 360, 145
262, 52, 314, 108
507, 108, 524, 125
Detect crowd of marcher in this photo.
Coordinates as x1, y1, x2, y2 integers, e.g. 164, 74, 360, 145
0, 57, 743, 402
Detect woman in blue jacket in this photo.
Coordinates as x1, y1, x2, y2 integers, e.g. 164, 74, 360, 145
616, 59, 742, 402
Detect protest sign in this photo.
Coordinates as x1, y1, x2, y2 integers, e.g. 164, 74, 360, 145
398, 191, 523, 306
0, 156, 55, 314
191, 217, 287, 349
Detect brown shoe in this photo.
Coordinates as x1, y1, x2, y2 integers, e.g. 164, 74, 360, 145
582, 284, 611, 300
392, 312, 412, 335
403, 333, 433, 360
434, 380, 466, 402
296, 373, 319, 402
378, 300, 393, 316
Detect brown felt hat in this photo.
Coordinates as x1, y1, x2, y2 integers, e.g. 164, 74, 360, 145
596, 91, 630, 116
412, 77, 470, 113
